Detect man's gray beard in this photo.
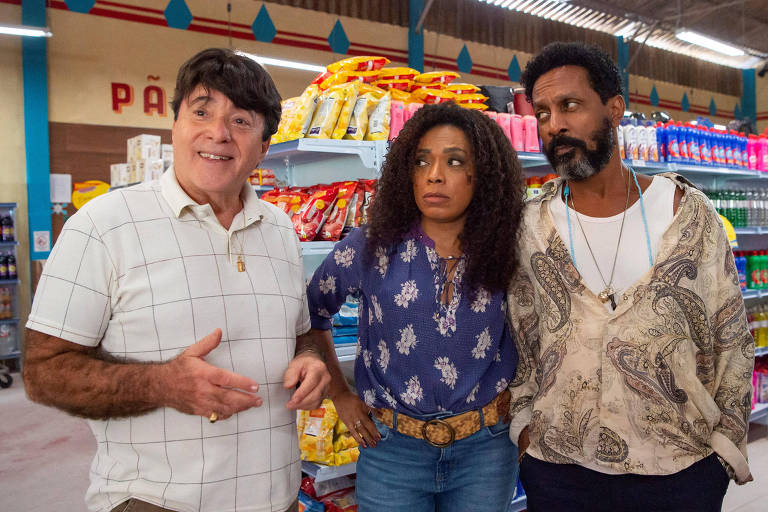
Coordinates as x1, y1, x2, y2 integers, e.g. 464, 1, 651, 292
555, 157, 599, 182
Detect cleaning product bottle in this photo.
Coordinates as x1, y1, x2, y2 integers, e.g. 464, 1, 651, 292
678, 122, 689, 162
667, 122, 680, 163
748, 134, 759, 170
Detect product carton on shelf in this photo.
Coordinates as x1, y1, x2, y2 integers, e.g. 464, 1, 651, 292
127, 134, 161, 164
129, 160, 146, 183
145, 159, 165, 182
161, 144, 174, 170
110, 163, 130, 187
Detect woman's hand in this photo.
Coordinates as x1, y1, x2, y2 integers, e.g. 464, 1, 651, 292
333, 390, 381, 448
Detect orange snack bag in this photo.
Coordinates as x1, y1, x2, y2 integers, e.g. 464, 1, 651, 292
414, 71, 459, 84
447, 83, 481, 95
377, 67, 420, 81
292, 185, 339, 241
410, 88, 456, 104
327, 56, 389, 73
319, 181, 357, 241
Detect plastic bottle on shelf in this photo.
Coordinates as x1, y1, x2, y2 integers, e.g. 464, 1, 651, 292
646, 122, 659, 162
0, 215, 13, 242
523, 115, 539, 152
699, 126, 712, 166
656, 122, 667, 162
510, 114, 525, 153
759, 135, 768, 172
724, 131, 735, 168
678, 122, 689, 162
748, 135, 759, 170
733, 133, 744, 168
686, 123, 701, 165
5, 252, 15, 280
735, 251, 747, 291
617, 119, 626, 160
740, 133, 749, 169
0, 253, 7, 280
667, 123, 680, 163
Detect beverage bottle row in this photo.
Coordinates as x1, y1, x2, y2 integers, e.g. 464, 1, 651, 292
737, 251, 768, 289
0, 252, 16, 280
0, 215, 13, 242
0, 287, 13, 319
704, 188, 768, 228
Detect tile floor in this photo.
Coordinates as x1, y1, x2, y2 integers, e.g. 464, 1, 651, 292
0, 373, 766, 511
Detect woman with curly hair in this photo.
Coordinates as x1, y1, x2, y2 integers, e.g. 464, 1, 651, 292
306, 102, 525, 511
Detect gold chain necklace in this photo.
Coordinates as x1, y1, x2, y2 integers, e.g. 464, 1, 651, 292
568, 168, 630, 309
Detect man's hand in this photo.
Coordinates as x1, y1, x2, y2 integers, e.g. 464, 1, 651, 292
161, 329, 262, 421
333, 390, 380, 448
283, 351, 330, 410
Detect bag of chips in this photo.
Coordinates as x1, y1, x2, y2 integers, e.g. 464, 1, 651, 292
331, 82, 361, 139
354, 179, 377, 226
377, 67, 420, 81
318, 70, 381, 90
460, 102, 489, 110
374, 79, 413, 92
343, 91, 380, 141
447, 83, 481, 95
307, 85, 351, 139
322, 488, 358, 512
332, 446, 360, 466
298, 399, 339, 464
410, 88, 456, 105
293, 185, 339, 241
332, 432, 359, 453
414, 71, 459, 84
364, 93, 391, 141
280, 85, 320, 141
319, 181, 357, 241
327, 56, 389, 73
455, 93, 489, 104
388, 88, 414, 103
409, 83, 444, 92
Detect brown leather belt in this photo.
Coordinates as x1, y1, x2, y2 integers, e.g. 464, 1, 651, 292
373, 389, 510, 448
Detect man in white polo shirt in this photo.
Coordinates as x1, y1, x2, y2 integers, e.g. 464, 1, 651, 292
23, 48, 329, 512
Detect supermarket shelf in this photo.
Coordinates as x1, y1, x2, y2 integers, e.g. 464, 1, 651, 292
742, 289, 768, 300
0, 350, 20, 361
0, 241, 18, 247
517, 151, 547, 168
252, 185, 274, 193
301, 461, 357, 483
750, 402, 768, 424
0, 318, 18, 325
755, 346, 768, 358
0, 279, 19, 285
508, 495, 527, 512
265, 139, 387, 170
735, 227, 768, 235
301, 241, 337, 256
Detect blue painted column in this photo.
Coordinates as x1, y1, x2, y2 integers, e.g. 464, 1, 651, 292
742, 68, 756, 125
409, 0, 425, 72
22, 0, 52, 260
616, 36, 630, 107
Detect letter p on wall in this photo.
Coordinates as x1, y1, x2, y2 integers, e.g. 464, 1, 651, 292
112, 83, 134, 113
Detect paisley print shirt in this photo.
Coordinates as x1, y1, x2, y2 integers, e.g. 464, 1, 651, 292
507, 174, 753, 483
308, 226, 517, 416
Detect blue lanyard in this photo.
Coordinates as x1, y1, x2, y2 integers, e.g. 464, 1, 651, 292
564, 168, 653, 273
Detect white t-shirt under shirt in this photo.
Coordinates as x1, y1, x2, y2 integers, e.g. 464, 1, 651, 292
27, 169, 310, 512
549, 174, 677, 309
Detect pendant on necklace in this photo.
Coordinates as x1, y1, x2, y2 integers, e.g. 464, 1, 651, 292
598, 286, 615, 303
237, 256, 245, 272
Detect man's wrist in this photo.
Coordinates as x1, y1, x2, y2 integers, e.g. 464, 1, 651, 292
294, 344, 325, 362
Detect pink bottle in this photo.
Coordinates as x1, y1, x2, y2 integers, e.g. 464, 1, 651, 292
485, 111, 498, 123
495, 113, 512, 142
510, 114, 524, 152
405, 102, 422, 122
523, 115, 540, 152
759, 135, 768, 172
748, 135, 758, 170
389, 100, 405, 140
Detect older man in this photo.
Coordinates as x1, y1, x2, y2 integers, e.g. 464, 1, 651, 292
508, 42, 753, 511
24, 48, 329, 512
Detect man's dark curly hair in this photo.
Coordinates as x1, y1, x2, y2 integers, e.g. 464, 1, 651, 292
521, 42, 623, 105
365, 102, 524, 294
171, 48, 282, 141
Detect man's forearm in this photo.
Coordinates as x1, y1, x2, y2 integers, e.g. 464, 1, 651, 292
303, 328, 351, 399
24, 330, 168, 420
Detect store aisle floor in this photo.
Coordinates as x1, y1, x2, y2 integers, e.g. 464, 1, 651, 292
0, 373, 766, 512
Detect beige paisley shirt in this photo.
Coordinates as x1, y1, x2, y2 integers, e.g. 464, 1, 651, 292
508, 173, 753, 484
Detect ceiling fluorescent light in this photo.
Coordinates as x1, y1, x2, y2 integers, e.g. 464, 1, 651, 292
0, 24, 52, 37
675, 30, 744, 57
237, 52, 325, 73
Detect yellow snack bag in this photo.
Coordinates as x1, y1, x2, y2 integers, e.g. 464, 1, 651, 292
281, 85, 320, 141
459, 102, 489, 110
333, 447, 360, 466
331, 82, 361, 139
335, 418, 350, 436
307, 84, 350, 139
343, 92, 378, 141
332, 432, 358, 452
272, 97, 299, 144
410, 88, 456, 104
388, 88, 413, 102
358, 83, 387, 98
447, 83, 481, 95
414, 71, 460, 84
298, 399, 339, 465
455, 93, 489, 104
319, 70, 381, 90
377, 67, 420, 81
364, 93, 391, 141
374, 79, 413, 92
327, 55, 389, 73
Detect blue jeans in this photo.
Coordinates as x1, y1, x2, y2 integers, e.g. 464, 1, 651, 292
355, 415, 519, 512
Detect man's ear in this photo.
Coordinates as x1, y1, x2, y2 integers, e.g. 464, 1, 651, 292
606, 94, 626, 128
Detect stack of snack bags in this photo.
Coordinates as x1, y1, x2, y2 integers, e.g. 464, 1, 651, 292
297, 398, 360, 466
261, 179, 376, 241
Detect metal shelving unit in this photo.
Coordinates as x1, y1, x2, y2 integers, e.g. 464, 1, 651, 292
0, 203, 19, 385
301, 461, 357, 483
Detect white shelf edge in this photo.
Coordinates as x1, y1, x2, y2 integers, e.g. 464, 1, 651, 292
755, 346, 768, 358
301, 460, 357, 483
750, 402, 768, 424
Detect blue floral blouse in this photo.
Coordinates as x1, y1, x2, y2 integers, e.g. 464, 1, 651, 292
307, 226, 518, 417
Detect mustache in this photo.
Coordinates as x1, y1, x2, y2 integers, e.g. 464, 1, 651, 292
546, 134, 588, 155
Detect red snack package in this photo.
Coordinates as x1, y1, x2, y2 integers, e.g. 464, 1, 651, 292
292, 185, 339, 241
322, 487, 358, 512
319, 181, 357, 241
355, 179, 377, 227
300, 476, 317, 499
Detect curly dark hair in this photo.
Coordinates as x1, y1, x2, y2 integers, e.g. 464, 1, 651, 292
171, 48, 282, 141
365, 102, 525, 293
521, 42, 623, 105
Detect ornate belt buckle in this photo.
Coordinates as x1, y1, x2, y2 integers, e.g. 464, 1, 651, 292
422, 418, 456, 448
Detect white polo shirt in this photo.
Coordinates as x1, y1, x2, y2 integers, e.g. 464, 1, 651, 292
27, 169, 310, 512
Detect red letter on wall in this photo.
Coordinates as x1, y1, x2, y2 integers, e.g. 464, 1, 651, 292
111, 83, 134, 113
144, 86, 166, 116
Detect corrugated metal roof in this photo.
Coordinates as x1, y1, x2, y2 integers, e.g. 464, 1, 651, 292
478, 0, 768, 69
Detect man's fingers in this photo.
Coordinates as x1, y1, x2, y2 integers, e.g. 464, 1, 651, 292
184, 329, 222, 358
210, 367, 260, 393
282, 363, 302, 391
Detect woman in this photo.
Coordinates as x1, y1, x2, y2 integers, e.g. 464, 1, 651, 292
306, 102, 525, 511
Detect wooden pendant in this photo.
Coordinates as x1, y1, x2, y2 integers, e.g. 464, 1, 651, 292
237, 256, 245, 272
